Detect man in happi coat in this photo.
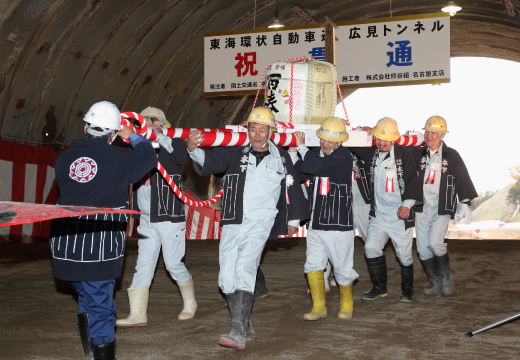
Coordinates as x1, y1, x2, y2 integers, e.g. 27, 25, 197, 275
186, 107, 309, 350
49, 101, 156, 359
351, 117, 422, 302
410, 116, 477, 296
289, 117, 359, 321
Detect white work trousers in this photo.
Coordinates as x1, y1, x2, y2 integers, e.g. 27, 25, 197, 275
219, 217, 275, 294
305, 228, 359, 286
365, 211, 413, 266
130, 215, 190, 288
415, 204, 451, 260
353, 202, 371, 241
218, 217, 274, 294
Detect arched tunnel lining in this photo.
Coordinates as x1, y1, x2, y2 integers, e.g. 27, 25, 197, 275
0, 0, 520, 146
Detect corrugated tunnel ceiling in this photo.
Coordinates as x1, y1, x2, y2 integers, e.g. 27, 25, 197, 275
1, 0, 519, 147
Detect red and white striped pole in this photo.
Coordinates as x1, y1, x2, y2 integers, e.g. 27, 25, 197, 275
370, 134, 425, 147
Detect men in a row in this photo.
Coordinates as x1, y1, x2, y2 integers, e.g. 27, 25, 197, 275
289, 117, 359, 320
49, 101, 157, 359
412, 116, 477, 296
117, 107, 197, 328
352, 118, 423, 302
186, 107, 309, 350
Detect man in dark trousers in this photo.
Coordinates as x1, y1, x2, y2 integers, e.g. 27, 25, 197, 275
351, 117, 422, 303
289, 117, 359, 321
187, 107, 309, 350
49, 101, 156, 359
410, 116, 477, 296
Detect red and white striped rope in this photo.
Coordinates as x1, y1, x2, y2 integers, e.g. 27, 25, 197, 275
275, 122, 295, 129
252, 62, 270, 109
120, 112, 224, 207
156, 162, 224, 207
336, 80, 350, 126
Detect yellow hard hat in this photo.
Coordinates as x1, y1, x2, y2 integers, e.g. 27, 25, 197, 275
371, 117, 400, 141
316, 117, 349, 142
245, 107, 275, 127
141, 107, 170, 128
423, 115, 449, 133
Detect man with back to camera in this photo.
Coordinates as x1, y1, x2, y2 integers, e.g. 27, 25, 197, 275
49, 101, 157, 359
351, 117, 422, 303
409, 116, 477, 296
288, 117, 359, 321
186, 107, 309, 350
116, 107, 197, 328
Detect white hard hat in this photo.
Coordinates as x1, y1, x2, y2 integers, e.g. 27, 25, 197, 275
83, 101, 121, 131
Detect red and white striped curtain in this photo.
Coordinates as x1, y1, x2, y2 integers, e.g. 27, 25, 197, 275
0, 138, 60, 243
183, 189, 221, 240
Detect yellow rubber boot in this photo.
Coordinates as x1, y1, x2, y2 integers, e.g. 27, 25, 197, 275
304, 271, 327, 321
338, 284, 353, 319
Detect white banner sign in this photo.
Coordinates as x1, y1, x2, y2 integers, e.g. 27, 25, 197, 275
204, 13, 450, 96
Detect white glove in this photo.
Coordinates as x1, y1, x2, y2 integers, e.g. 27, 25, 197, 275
455, 202, 472, 225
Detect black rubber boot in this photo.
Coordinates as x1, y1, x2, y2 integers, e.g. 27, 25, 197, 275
77, 313, 94, 360
219, 291, 254, 349
93, 340, 116, 360
400, 264, 414, 302
254, 265, 269, 299
437, 253, 455, 295
421, 257, 442, 296
360, 255, 388, 300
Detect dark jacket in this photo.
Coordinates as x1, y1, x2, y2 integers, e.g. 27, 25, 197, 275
352, 154, 371, 205
133, 138, 188, 223
350, 143, 423, 229
50, 137, 156, 282
295, 146, 354, 231
198, 141, 310, 238
412, 142, 477, 218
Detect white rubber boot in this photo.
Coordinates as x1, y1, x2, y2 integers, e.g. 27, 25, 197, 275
116, 287, 149, 327
178, 276, 197, 320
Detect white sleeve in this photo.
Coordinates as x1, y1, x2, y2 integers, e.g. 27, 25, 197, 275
297, 144, 309, 159
156, 134, 173, 153
288, 219, 300, 227
401, 199, 416, 209
288, 151, 299, 165
188, 147, 205, 167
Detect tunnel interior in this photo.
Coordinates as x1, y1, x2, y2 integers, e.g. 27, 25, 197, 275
0, 0, 520, 147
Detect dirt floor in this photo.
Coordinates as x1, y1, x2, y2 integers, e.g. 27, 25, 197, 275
1, 238, 520, 360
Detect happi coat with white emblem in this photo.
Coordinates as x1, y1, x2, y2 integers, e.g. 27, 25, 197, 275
49, 137, 157, 282
197, 141, 309, 238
